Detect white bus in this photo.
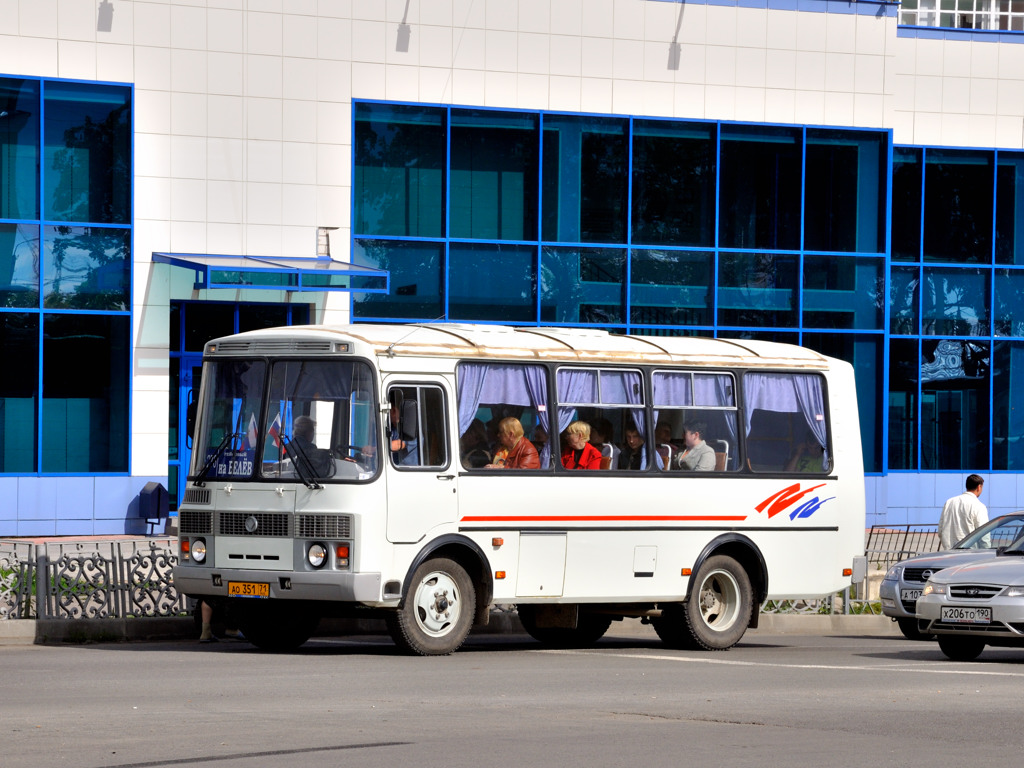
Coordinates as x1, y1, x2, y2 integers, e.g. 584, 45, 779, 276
173, 323, 866, 655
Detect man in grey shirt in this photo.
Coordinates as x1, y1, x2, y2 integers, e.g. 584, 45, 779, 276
675, 420, 716, 472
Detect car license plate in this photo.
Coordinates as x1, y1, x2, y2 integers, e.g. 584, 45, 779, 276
941, 605, 991, 624
901, 588, 923, 601
228, 581, 269, 599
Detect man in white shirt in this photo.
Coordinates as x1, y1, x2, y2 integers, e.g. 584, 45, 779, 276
938, 474, 988, 549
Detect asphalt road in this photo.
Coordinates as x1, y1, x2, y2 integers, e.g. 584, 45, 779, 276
4, 624, 1024, 768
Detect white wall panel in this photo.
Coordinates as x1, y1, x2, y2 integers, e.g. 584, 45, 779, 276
57, 0, 96, 42
207, 8, 244, 53
19, 0, 56, 39
134, 3, 171, 48
57, 40, 96, 80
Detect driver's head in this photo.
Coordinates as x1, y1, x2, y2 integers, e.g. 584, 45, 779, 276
293, 415, 315, 441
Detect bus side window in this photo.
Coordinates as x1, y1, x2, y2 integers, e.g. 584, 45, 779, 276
387, 385, 448, 469
742, 372, 831, 474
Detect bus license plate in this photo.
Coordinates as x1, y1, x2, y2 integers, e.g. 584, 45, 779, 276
900, 588, 923, 601
941, 606, 991, 624
228, 581, 269, 599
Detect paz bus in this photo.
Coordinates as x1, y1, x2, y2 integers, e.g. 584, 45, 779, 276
172, 323, 866, 655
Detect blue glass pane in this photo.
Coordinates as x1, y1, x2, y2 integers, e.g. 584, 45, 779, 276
542, 115, 628, 244
717, 329, 798, 344
923, 149, 993, 264
717, 252, 797, 327
0, 312, 38, 472
994, 341, 1024, 469
42, 313, 129, 472
540, 246, 625, 324
352, 238, 443, 320
887, 338, 918, 470
0, 78, 39, 220
892, 147, 922, 262
804, 129, 887, 254
43, 82, 131, 224
0, 223, 40, 308
354, 103, 446, 238
802, 332, 883, 473
996, 269, 1024, 336
996, 152, 1024, 266
450, 110, 538, 240
43, 225, 130, 310
802, 255, 884, 330
921, 267, 989, 336
448, 243, 536, 323
629, 249, 712, 326
631, 120, 715, 246
920, 339, 989, 470
889, 266, 919, 335
718, 124, 801, 250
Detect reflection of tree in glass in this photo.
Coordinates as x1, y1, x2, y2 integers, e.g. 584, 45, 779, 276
45, 226, 129, 310
49, 101, 130, 223
0, 225, 39, 308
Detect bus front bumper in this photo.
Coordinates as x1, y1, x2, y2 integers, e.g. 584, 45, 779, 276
173, 565, 383, 604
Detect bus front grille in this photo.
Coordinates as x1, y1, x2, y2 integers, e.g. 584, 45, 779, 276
219, 512, 290, 537
179, 509, 213, 535
297, 514, 352, 539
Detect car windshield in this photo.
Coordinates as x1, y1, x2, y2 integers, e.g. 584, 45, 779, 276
956, 515, 1024, 550
191, 357, 379, 483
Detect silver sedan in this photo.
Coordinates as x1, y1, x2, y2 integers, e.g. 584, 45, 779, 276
879, 513, 1024, 640
917, 544, 1024, 661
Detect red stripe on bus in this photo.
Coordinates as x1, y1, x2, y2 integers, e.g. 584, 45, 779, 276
459, 515, 748, 522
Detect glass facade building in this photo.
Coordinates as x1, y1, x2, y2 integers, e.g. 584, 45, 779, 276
0, 77, 132, 476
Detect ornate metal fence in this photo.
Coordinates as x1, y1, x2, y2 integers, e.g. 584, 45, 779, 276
0, 538, 186, 620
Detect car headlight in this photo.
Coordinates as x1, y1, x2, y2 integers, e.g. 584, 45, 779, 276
191, 538, 207, 564
308, 543, 327, 568
922, 581, 946, 596
1005, 586, 1024, 597
884, 565, 903, 581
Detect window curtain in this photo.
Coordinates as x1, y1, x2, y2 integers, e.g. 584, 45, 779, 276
457, 362, 550, 461
744, 372, 828, 469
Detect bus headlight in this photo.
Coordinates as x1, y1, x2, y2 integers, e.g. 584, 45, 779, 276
308, 543, 327, 568
191, 539, 207, 564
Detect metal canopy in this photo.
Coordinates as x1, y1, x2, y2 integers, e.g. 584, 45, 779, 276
152, 253, 389, 293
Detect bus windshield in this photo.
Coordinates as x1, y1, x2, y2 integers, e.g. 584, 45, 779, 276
190, 358, 379, 483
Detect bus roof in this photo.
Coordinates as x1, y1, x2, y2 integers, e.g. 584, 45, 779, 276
211, 323, 832, 369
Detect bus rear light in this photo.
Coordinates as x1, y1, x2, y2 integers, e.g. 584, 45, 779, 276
681, 568, 692, 576
495, 571, 506, 579
842, 568, 853, 577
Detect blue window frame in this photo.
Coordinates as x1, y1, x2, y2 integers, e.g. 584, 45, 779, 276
0, 75, 131, 476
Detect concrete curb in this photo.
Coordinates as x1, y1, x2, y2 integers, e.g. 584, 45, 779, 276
0, 612, 901, 647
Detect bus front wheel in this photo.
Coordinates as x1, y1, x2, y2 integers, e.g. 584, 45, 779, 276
387, 558, 475, 656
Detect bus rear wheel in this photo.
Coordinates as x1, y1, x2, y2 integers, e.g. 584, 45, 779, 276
517, 605, 613, 647
235, 602, 319, 652
656, 555, 752, 651
387, 558, 475, 656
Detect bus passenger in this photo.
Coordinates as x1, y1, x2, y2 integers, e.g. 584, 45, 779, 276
590, 417, 619, 466
618, 426, 644, 470
460, 418, 492, 468
674, 421, 716, 472
485, 417, 540, 469
562, 421, 603, 470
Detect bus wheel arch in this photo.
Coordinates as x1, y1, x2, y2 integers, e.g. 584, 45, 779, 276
387, 536, 493, 656
654, 535, 766, 651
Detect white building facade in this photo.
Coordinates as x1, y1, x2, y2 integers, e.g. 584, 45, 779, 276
1, 0, 1023, 534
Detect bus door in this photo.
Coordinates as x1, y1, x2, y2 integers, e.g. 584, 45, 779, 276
384, 379, 458, 543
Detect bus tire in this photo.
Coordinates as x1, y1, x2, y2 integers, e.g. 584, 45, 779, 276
517, 605, 613, 648
682, 555, 753, 650
937, 635, 985, 661
387, 558, 475, 656
236, 603, 319, 652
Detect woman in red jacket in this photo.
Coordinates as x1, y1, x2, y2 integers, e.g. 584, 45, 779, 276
561, 420, 603, 470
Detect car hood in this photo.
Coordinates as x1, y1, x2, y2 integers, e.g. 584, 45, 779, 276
932, 555, 1024, 585
897, 548, 1000, 570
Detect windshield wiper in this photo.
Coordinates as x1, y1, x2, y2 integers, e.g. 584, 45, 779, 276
193, 432, 241, 487
281, 435, 322, 490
